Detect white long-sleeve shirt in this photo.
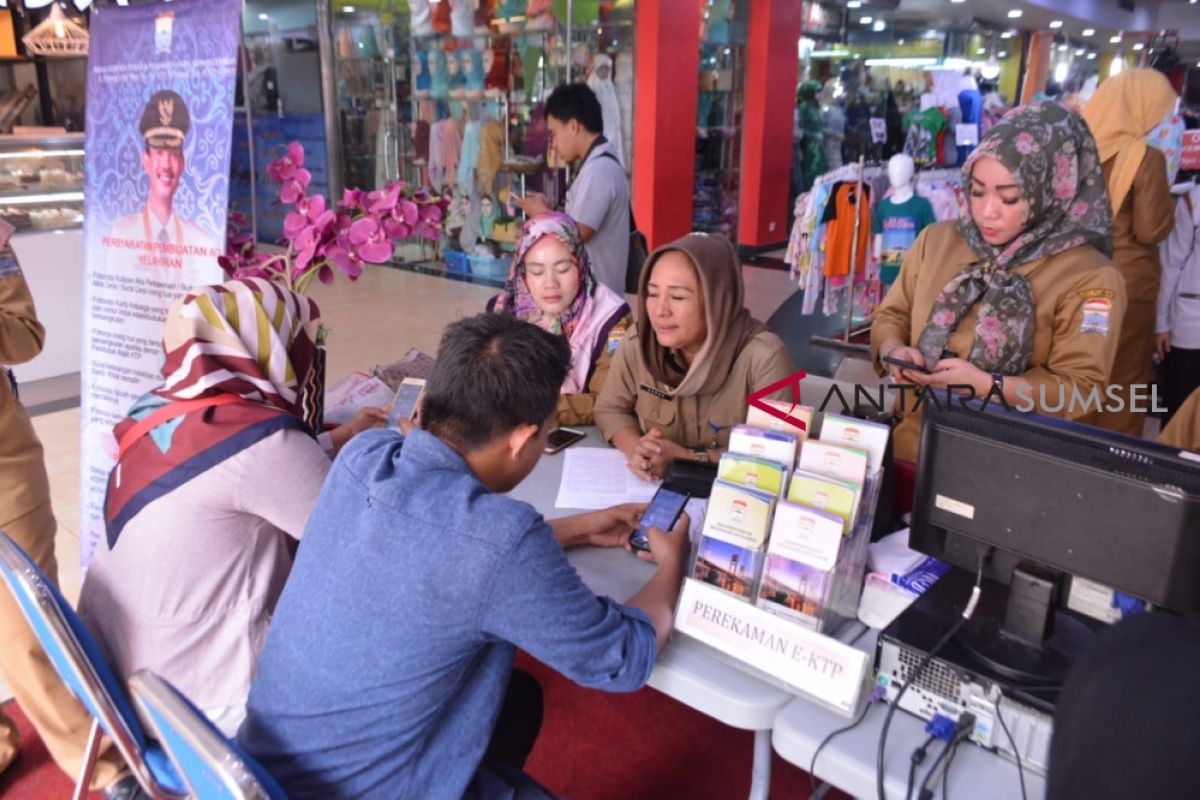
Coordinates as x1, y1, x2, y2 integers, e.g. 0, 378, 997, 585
1158, 188, 1200, 350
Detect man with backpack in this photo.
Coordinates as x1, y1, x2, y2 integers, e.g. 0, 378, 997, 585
517, 83, 636, 294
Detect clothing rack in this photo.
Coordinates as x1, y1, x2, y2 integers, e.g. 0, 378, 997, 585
811, 155, 873, 354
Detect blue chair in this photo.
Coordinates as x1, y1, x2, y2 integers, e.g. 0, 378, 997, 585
0, 531, 186, 800
128, 670, 287, 800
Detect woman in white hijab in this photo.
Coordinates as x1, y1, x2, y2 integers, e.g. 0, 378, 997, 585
587, 54, 625, 168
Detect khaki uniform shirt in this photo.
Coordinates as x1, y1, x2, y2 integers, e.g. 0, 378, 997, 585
1159, 386, 1200, 453
0, 250, 51, 525
1105, 149, 1175, 307
557, 313, 631, 428
872, 221, 1126, 463
594, 326, 796, 449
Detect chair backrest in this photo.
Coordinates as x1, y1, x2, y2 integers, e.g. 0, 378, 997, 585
128, 670, 287, 800
0, 531, 184, 797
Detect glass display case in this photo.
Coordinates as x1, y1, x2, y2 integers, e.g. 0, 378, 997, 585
0, 133, 85, 232
694, 0, 748, 237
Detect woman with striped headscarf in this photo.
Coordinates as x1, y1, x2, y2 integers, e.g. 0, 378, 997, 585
79, 278, 384, 737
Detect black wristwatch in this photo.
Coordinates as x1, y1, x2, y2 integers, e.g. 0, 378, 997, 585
691, 447, 712, 463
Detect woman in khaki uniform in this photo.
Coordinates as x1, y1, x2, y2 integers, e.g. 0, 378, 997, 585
1080, 69, 1178, 436
594, 233, 795, 480
872, 102, 1126, 464
0, 251, 129, 793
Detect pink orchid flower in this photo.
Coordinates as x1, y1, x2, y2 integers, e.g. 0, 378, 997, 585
279, 168, 312, 204
340, 188, 366, 210
327, 236, 365, 279
267, 141, 305, 183
348, 217, 395, 263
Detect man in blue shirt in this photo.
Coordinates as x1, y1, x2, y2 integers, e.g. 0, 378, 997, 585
238, 313, 689, 799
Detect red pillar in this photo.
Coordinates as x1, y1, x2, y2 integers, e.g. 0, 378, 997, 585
737, 0, 803, 249
633, 0, 701, 250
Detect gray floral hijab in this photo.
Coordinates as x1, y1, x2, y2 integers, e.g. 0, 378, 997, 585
917, 102, 1114, 373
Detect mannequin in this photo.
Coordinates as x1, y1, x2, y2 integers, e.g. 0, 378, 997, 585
820, 80, 845, 171
449, 0, 475, 37
483, 46, 508, 97
474, 0, 494, 34
479, 194, 498, 240
446, 51, 464, 99
957, 73, 983, 165
587, 54, 625, 167
410, 0, 434, 37
430, 49, 450, 100
872, 153, 936, 289
413, 49, 431, 98
463, 48, 485, 100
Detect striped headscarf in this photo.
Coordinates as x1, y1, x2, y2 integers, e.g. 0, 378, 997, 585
104, 278, 324, 546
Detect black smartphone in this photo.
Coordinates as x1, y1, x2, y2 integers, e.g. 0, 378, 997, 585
882, 354, 932, 375
544, 427, 586, 454
630, 486, 690, 553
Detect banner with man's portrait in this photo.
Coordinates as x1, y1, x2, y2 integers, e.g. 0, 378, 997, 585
80, 0, 242, 567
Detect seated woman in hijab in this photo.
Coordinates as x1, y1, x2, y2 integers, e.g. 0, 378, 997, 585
872, 101, 1127, 465
79, 277, 384, 736
491, 212, 631, 426
594, 233, 795, 480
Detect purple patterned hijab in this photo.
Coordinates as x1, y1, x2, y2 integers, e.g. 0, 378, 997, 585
916, 102, 1114, 374
493, 211, 594, 338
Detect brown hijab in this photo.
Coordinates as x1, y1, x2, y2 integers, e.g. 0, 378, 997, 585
636, 233, 767, 398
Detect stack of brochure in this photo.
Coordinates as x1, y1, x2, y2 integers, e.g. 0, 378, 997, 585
688, 406, 891, 632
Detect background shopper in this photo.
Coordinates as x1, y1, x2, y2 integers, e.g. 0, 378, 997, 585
1156, 184, 1200, 425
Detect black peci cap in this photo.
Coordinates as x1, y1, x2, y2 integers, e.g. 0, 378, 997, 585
139, 89, 190, 149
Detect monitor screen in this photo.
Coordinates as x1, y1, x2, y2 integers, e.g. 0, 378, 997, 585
910, 402, 1200, 612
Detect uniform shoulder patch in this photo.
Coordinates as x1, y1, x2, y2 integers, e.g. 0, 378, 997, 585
0, 250, 21, 278
1078, 288, 1116, 302
607, 320, 629, 354
1079, 296, 1112, 336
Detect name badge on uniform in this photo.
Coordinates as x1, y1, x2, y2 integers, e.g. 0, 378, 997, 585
1079, 297, 1112, 337
639, 383, 672, 401
0, 250, 21, 278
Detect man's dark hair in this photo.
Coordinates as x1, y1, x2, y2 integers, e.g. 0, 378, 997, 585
545, 83, 604, 135
421, 313, 571, 451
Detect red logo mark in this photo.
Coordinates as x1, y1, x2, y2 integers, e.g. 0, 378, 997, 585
746, 370, 808, 432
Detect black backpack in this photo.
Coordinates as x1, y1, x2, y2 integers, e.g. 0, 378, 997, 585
595, 150, 649, 294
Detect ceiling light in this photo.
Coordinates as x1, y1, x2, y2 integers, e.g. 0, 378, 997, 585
1058, 44, 1068, 52
898, 39, 906, 45
999, 51, 1008, 58
1049, 20, 1063, 29
976, 48, 986, 55
863, 57, 938, 68
951, 0, 966, 3
873, 20, 886, 32
847, 0, 862, 7
1082, 29, 1095, 37
1109, 35, 1121, 44
1007, 10, 1022, 19
257, 13, 268, 20
1087, 52, 1097, 60
1055, 62, 1069, 83
343, 5, 355, 11
860, 16, 873, 24
1075, 49, 1085, 56
1133, 43, 1144, 51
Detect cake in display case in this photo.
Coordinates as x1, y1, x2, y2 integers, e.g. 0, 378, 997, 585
0, 133, 85, 232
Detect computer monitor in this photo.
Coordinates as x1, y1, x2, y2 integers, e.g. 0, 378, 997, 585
910, 401, 1200, 681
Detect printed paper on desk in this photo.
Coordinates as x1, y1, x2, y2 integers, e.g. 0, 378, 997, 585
746, 399, 812, 441
676, 579, 870, 714
554, 448, 659, 509
324, 373, 395, 425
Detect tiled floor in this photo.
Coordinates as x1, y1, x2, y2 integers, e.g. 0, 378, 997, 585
1, 262, 799, 705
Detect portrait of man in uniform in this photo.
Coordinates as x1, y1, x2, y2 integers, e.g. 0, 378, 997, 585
106, 89, 220, 295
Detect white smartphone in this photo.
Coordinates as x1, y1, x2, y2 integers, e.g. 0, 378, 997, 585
387, 378, 426, 427
544, 427, 585, 454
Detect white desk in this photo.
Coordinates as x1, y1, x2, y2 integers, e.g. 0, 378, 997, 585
509, 430, 796, 800
771, 629, 1047, 800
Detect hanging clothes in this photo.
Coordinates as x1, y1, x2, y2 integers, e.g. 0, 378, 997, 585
821, 182, 872, 278
476, 120, 505, 193
822, 104, 846, 171
1149, 110, 1186, 185
457, 120, 482, 195
796, 81, 826, 192
958, 87, 983, 165
587, 55, 625, 168
904, 107, 946, 168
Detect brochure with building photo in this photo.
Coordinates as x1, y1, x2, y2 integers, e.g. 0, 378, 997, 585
757, 553, 833, 629
746, 398, 813, 442
818, 414, 890, 475
787, 471, 861, 535
701, 479, 777, 550
768, 500, 846, 572
797, 440, 869, 487
728, 425, 799, 470
717, 453, 789, 498
692, 535, 760, 601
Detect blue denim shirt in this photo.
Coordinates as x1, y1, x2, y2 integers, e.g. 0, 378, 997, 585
238, 428, 657, 799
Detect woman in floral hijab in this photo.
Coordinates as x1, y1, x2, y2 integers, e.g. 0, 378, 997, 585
872, 101, 1127, 463
492, 212, 631, 425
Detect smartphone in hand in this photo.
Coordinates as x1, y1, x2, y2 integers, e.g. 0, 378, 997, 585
387, 378, 426, 427
630, 486, 690, 553
882, 354, 931, 375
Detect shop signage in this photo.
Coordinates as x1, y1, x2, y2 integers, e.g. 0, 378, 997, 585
79, 0, 242, 567
675, 579, 871, 715
1181, 130, 1200, 171
801, 2, 840, 40
869, 118, 887, 144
